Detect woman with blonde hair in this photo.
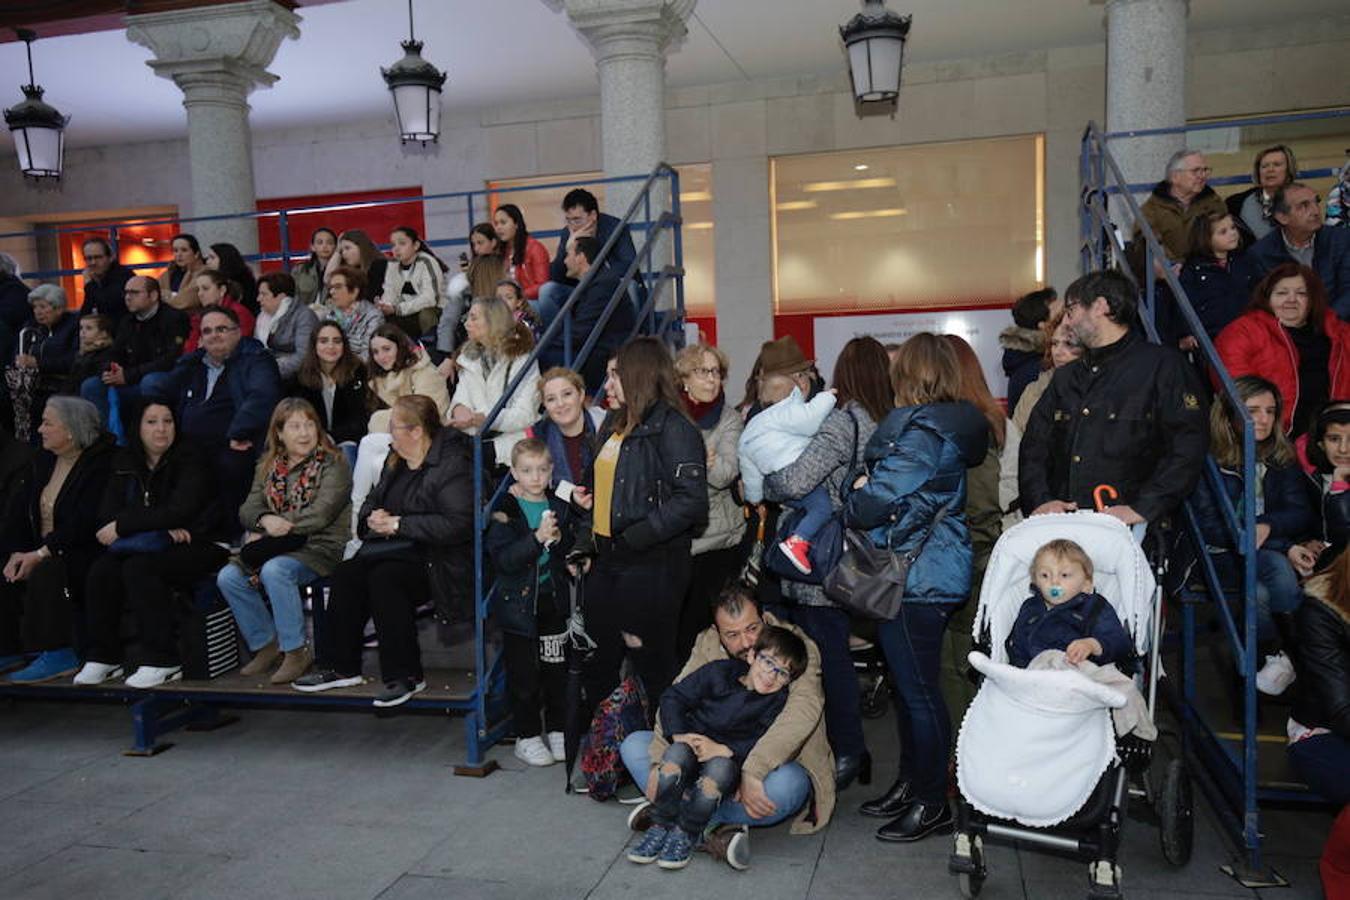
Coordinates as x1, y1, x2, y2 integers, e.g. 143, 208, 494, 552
447, 297, 540, 467
216, 397, 352, 685
844, 332, 989, 842
525, 366, 599, 487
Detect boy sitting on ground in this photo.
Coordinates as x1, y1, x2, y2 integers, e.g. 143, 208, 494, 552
1006, 538, 1132, 668
627, 625, 808, 870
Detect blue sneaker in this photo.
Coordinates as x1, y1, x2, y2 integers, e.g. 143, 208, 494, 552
0, 654, 31, 673
657, 827, 695, 870
8, 648, 80, 683
627, 824, 671, 864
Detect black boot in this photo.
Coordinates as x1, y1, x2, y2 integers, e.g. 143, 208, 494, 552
860, 777, 914, 818
834, 751, 872, 790
876, 801, 954, 843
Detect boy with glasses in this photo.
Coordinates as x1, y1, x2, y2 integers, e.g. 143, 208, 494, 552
627, 625, 808, 870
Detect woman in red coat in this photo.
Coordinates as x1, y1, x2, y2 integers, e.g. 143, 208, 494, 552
1216, 263, 1350, 437
493, 204, 551, 300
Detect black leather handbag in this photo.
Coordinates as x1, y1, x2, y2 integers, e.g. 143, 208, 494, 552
823, 502, 952, 620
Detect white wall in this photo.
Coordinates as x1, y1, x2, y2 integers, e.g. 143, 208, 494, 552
1, 14, 1347, 390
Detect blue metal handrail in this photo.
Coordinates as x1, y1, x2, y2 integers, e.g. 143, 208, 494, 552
1081, 120, 1271, 878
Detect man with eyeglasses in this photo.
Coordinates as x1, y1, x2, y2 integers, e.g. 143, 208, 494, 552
154, 306, 282, 523
1244, 182, 1350, 316
536, 188, 643, 328
619, 583, 831, 870
1135, 149, 1227, 263
76, 237, 135, 322
79, 275, 189, 432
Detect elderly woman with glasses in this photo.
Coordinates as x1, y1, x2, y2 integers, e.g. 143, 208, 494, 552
672, 342, 747, 660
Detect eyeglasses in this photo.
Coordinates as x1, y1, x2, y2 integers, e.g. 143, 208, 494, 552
755, 653, 792, 683
200, 325, 239, 336
564, 213, 591, 227
1183, 166, 1212, 176
688, 366, 721, 380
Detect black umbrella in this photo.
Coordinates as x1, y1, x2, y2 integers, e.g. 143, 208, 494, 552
563, 564, 597, 792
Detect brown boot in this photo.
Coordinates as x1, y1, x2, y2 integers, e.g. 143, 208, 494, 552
239, 639, 280, 677
270, 646, 313, 685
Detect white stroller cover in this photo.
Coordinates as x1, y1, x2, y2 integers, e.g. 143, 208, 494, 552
957, 512, 1156, 827
957, 651, 1127, 827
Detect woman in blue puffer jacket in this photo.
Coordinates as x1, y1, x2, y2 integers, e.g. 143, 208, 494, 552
844, 332, 989, 844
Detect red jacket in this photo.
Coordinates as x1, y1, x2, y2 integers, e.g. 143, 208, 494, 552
183, 297, 256, 354
507, 238, 551, 300
1215, 308, 1350, 432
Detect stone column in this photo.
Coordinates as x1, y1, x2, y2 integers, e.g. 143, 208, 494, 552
127, 0, 299, 254
1104, 0, 1188, 219
557, 0, 694, 215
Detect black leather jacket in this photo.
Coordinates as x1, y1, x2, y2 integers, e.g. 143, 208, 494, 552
1292, 594, 1350, 739
596, 401, 708, 553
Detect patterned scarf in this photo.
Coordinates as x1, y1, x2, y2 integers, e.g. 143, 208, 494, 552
265, 448, 327, 514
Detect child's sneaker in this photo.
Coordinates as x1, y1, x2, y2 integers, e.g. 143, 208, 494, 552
657, 827, 695, 870
704, 824, 750, 871
514, 736, 554, 767
1256, 652, 1296, 695
627, 824, 670, 864
778, 536, 813, 575
546, 731, 566, 763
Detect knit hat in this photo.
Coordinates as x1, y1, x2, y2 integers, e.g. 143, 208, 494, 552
757, 336, 812, 378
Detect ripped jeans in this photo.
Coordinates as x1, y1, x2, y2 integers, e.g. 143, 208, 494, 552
649, 740, 741, 836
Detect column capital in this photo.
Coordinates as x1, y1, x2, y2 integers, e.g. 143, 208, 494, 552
553, 0, 696, 63
127, 0, 300, 100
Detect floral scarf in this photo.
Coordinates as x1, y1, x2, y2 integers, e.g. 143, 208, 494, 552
265, 448, 327, 514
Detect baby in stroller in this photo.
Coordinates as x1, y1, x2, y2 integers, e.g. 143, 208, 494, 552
1007, 538, 1133, 668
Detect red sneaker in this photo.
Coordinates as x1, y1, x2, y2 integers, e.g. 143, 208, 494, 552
778, 535, 813, 575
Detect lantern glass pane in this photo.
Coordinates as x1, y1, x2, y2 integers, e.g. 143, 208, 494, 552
14, 125, 62, 176
863, 35, 903, 100
847, 42, 873, 98
392, 83, 441, 141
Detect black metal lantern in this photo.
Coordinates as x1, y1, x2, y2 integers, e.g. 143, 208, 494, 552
5, 29, 68, 179
381, 0, 446, 145
840, 1, 911, 108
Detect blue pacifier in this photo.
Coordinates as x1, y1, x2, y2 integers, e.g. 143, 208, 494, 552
1049, 586, 1063, 599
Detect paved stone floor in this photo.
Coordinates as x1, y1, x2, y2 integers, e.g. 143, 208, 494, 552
0, 697, 1332, 899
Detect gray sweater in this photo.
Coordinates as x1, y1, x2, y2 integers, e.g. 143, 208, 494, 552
763, 400, 878, 608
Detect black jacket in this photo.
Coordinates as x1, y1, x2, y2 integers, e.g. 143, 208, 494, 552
294, 366, 370, 446
359, 428, 474, 617
0, 272, 28, 333
658, 658, 787, 764
1019, 330, 1209, 522
486, 493, 578, 637
25, 312, 80, 377
0, 432, 33, 555
1190, 460, 1316, 554
7, 434, 116, 564
1291, 594, 1350, 740
594, 401, 708, 553
61, 346, 116, 396
98, 440, 225, 543
111, 303, 190, 386
999, 325, 1044, 412
545, 264, 635, 361
1176, 255, 1255, 342
80, 263, 135, 321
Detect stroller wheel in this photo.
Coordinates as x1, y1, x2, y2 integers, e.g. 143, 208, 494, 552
949, 832, 985, 898
1086, 860, 1123, 900
1156, 757, 1194, 867
957, 871, 984, 898
859, 676, 890, 719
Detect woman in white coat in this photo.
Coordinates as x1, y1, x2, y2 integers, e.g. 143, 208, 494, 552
448, 297, 540, 469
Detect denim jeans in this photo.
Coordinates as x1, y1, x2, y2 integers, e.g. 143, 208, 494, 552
217, 555, 319, 652
533, 281, 570, 327
650, 740, 741, 835
1215, 548, 1304, 644
1288, 732, 1350, 806
620, 730, 810, 829
875, 602, 953, 805
788, 484, 834, 544
80, 376, 139, 434
783, 604, 867, 759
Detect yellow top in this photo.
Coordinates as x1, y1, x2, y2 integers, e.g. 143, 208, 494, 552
591, 433, 624, 537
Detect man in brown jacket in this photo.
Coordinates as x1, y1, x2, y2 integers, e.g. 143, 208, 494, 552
620, 584, 835, 870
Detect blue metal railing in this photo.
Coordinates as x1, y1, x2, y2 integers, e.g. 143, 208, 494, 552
1080, 108, 1348, 883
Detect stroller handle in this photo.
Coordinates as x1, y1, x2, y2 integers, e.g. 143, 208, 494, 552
1092, 484, 1119, 512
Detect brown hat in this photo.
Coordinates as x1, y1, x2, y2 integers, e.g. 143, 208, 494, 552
757, 336, 812, 378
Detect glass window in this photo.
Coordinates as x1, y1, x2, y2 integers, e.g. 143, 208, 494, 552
771, 136, 1045, 314
487, 164, 714, 318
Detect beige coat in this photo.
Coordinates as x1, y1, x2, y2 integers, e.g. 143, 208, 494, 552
160, 260, 206, 312
368, 353, 451, 433
693, 403, 747, 555
647, 611, 835, 834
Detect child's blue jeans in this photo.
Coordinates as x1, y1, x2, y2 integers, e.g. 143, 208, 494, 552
788, 484, 833, 543
650, 740, 741, 835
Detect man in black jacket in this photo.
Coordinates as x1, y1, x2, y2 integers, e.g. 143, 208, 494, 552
79, 276, 189, 431
77, 238, 135, 322
538, 236, 634, 393
1019, 269, 1208, 524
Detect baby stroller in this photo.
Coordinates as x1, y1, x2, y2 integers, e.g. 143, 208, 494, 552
948, 511, 1193, 900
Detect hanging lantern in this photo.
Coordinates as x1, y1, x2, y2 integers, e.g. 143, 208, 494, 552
381, 0, 446, 145
840, 1, 912, 109
5, 29, 68, 179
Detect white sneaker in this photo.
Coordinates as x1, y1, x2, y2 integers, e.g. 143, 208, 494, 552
73, 662, 123, 686
546, 731, 566, 763
1255, 652, 1296, 696
514, 736, 555, 767
125, 666, 183, 689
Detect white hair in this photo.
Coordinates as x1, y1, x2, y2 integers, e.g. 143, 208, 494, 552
1166, 149, 1203, 174
28, 283, 67, 311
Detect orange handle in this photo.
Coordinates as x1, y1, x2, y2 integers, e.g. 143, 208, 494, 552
1093, 484, 1119, 512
